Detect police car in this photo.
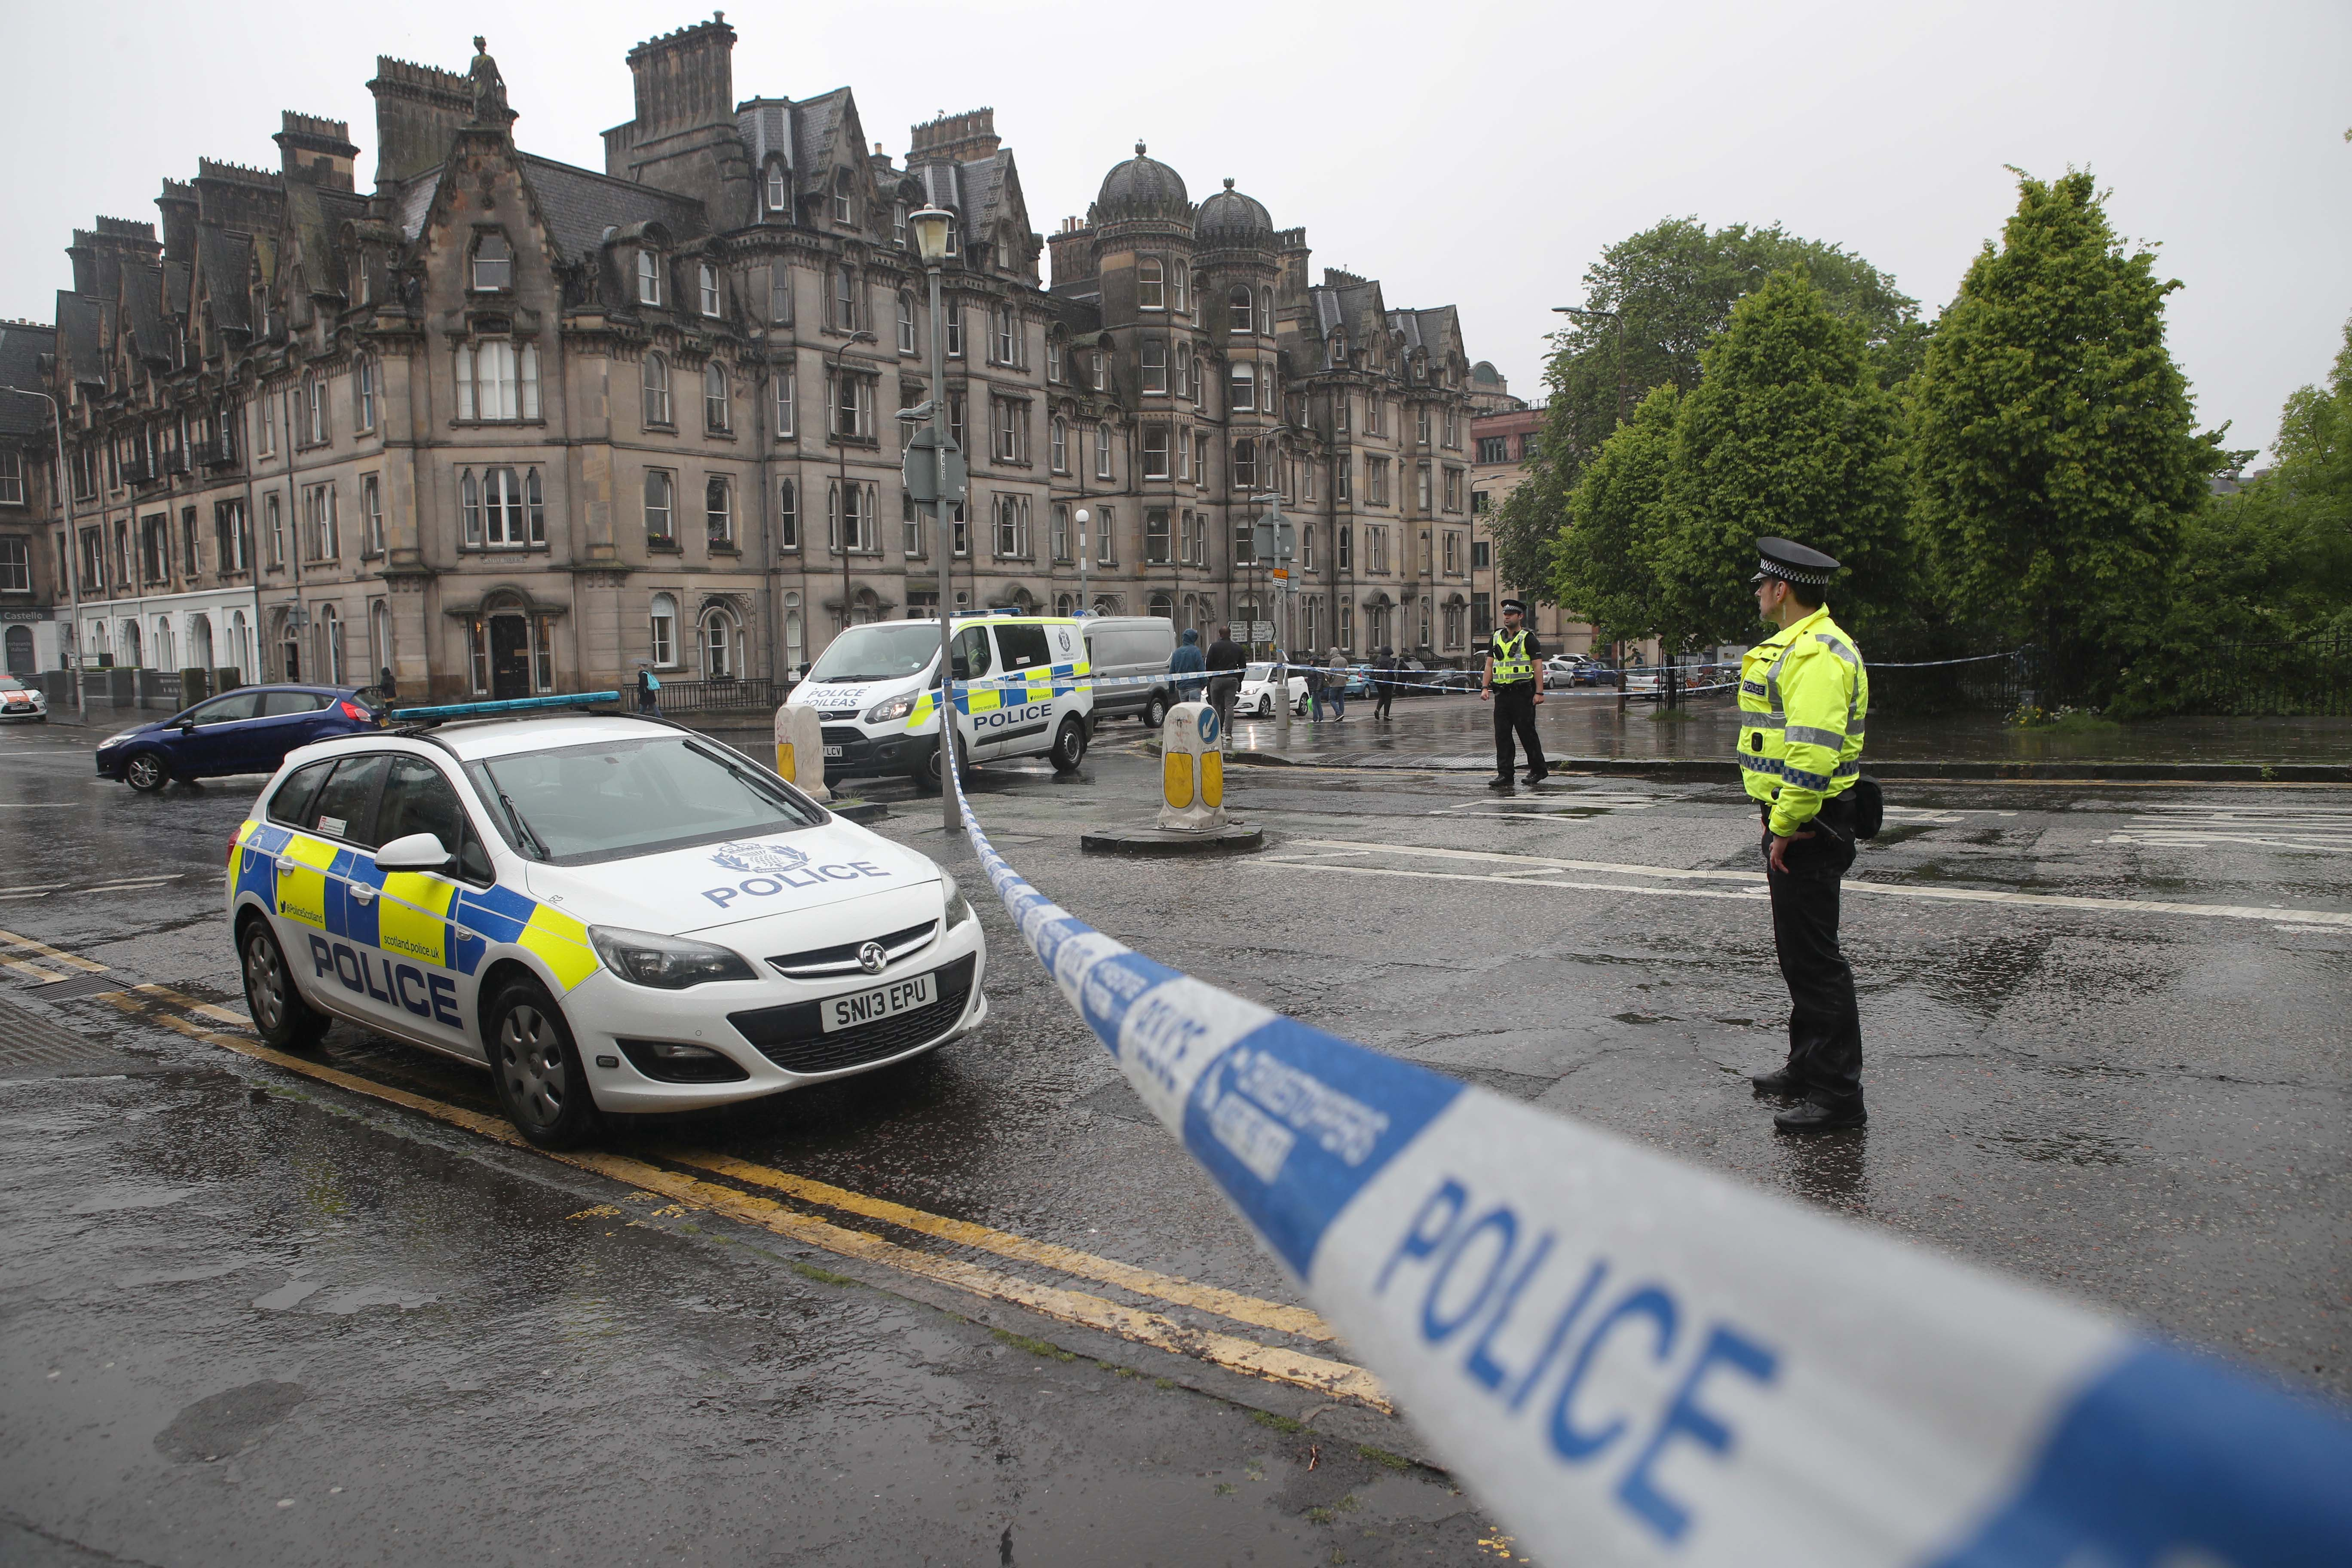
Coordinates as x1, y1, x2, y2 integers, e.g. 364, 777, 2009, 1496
784, 613, 1091, 791
226, 696, 986, 1148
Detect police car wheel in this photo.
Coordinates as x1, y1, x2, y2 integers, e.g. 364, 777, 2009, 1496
124, 751, 169, 793
1049, 715, 1087, 774
487, 977, 600, 1148
239, 916, 328, 1051
1142, 695, 1167, 729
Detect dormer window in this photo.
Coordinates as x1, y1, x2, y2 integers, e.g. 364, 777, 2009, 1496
832, 171, 853, 225
471, 231, 512, 292
944, 224, 959, 257
766, 162, 788, 215
698, 263, 720, 318
637, 249, 662, 306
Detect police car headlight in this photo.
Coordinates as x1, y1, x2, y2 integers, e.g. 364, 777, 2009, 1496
864, 693, 917, 724
587, 925, 759, 989
940, 872, 975, 931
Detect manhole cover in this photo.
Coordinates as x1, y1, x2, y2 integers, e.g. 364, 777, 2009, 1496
19, 971, 135, 1002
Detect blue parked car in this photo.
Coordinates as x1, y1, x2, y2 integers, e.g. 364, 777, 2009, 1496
96, 684, 384, 793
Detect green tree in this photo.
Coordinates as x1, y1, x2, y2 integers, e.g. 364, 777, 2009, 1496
1550, 384, 1682, 645
1910, 169, 2226, 698
1654, 269, 1912, 649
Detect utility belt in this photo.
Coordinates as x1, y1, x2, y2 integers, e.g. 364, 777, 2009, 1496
1761, 790, 1857, 843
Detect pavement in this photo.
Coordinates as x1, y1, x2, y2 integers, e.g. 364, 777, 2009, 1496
1, 713, 2347, 1565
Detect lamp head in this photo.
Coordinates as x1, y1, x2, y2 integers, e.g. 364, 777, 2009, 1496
909, 206, 955, 266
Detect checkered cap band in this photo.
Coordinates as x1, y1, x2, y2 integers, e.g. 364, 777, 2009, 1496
1757, 559, 1831, 587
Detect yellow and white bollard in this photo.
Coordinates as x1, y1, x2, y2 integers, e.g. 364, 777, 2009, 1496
1158, 701, 1226, 831
774, 701, 833, 802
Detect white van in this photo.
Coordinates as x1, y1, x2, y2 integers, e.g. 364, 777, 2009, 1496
785, 615, 1093, 791
1079, 616, 1180, 728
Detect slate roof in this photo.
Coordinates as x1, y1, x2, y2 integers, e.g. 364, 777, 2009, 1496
55, 293, 104, 388
121, 264, 171, 364
911, 149, 1014, 248
1196, 180, 1273, 244
792, 89, 852, 188
197, 227, 254, 333
393, 171, 441, 243
519, 154, 707, 259
0, 322, 56, 438
1093, 144, 1188, 222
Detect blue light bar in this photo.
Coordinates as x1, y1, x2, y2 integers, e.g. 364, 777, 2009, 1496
389, 691, 622, 723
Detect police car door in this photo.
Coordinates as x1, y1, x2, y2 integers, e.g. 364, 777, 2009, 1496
948, 623, 1002, 758
366, 753, 496, 1061
983, 622, 1057, 758
264, 750, 401, 1031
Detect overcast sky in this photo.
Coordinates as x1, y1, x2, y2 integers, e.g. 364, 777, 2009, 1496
3, 0, 2344, 457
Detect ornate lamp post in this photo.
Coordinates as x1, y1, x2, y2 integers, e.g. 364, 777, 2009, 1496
908, 205, 960, 834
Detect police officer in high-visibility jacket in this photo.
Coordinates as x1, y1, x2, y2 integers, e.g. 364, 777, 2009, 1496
1739, 538, 1870, 1133
1481, 599, 1548, 790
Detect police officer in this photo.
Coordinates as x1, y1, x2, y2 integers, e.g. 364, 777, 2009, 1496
1482, 599, 1548, 790
1739, 539, 1870, 1133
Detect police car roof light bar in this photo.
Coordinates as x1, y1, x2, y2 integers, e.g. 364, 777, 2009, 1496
386, 691, 624, 727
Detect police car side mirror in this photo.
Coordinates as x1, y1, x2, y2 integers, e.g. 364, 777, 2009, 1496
375, 832, 453, 873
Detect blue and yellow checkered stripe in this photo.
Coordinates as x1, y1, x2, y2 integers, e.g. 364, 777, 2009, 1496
909, 660, 1093, 727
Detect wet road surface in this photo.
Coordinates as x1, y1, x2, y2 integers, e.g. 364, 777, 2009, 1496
2, 714, 2347, 1564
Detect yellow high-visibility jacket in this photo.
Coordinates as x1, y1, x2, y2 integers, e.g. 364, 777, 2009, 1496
1738, 604, 1868, 837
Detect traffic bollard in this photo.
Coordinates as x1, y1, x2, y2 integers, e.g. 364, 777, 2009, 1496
774, 701, 832, 802
1158, 701, 1225, 832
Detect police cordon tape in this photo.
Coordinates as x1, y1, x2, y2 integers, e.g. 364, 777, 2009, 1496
938, 753, 2352, 1566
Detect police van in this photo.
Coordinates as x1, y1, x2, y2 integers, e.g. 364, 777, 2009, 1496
784, 613, 1092, 791
227, 698, 987, 1149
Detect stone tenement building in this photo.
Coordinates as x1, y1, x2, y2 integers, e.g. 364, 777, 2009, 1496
7, 18, 1484, 701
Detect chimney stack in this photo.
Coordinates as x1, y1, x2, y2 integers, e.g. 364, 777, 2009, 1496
368, 57, 473, 187
909, 108, 1001, 165
274, 112, 358, 190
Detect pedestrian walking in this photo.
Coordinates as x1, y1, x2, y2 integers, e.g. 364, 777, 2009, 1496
1372, 647, 1399, 720
1204, 623, 1246, 744
635, 662, 662, 714
1170, 627, 1208, 712
1323, 648, 1348, 721
1480, 600, 1547, 789
1739, 538, 1871, 1134
376, 665, 398, 707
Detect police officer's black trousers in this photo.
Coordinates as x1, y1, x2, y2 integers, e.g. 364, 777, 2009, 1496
1493, 682, 1544, 777
1762, 797, 1863, 1105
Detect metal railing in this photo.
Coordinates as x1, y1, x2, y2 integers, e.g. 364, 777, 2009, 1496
648, 675, 786, 716
2179, 635, 2352, 718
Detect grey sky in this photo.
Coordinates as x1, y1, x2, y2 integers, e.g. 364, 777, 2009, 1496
4, 0, 2344, 457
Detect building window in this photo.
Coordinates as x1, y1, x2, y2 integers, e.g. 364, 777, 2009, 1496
1369, 526, 1392, 573
1443, 406, 1461, 447
301, 371, 328, 446
770, 266, 793, 325
215, 500, 249, 573
461, 466, 544, 548
1176, 428, 1193, 481
1094, 423, 1113, 481
637, 249, 662, 306
893, 201, 907, 248
944, 223, 960, 257
1232, 515, 1253, 566
1093, 505, 1115, 566
1229, 363, 1254, 411
1445, 467, 1464, 511
1336, 454, 1352, 502
1444, 530, 1461, 574
319, 604, 344, 685
1139, 257, 1165, 311
829, 372, 875, 439
994, 494, 1029, 558
1145, 509, 1170, 564
1141, 340, 1167, 395
991, 396, 1028, 463
706, 476, 734, 548
301, 482, 339, 560
1227, 285, 1252, 334
3, 534, 38, 590
704, 363, 731, 431
471, 231, 512, 292
1444, 599, 1465, 649
642, 353, 672, 427
1473, 540, 1492, 570
945, 298, 962, 358
1051, 504, 1071, 562
1368, 398, 1386, 438
1260, 286, 1273, 335
1417, 406, 1432, 445
1143, 426, 1170, 479
353, 356, 378, 432
949, 395, 965, 451
1338, 524, 1352, 571
1472, 489, 1491, 514
1301, 523, 1316, 570
832, 170, 853, 224
699, 263, 721, 318
1522, 434, 1542, 461
777, 479, 799, 550
833, 265, 860, 331
897, 293, 917, 354
1477, 435, 1509, 464
1417, 462, 1433, 513
455, 340, 538, 422
645, 470, 675, 543
1232, 437, 1256, 490
828, 480, 876, 553
1420, 528, 1433, 574
649, 593, 678, 668
1050, 416, 1068, 473
1369, 456, 1391, 507
361, 474, 384, 555
1173, 266, 1189, 315
1046, 337, 1062, 383
900, 490, 923, 558
701, 606, 738, 677
949, 499, 968, 558
1090, 351, 1106, 392
774, 360, 796, 437
265, 493, 284, 567
995, 306, 1017, 365
766, 162, 788, 215
140, 514, 166, 584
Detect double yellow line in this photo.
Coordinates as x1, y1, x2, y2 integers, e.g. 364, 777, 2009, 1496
67, 962, 1386, 1410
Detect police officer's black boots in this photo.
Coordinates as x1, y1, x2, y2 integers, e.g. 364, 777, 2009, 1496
1487, 775, 1513, 791
1774, 1093, 1867, 1133
1748, 1066, 1805, 1097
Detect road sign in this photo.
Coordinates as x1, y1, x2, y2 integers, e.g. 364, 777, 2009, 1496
1250, 519, 1297, 563
1270, 569, 1289, 580
1240, 622, 1275, 641
901, 428, 968, 505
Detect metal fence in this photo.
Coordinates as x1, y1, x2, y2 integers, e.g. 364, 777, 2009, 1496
2178, 635, 2352, 717
650, 676, 787, 717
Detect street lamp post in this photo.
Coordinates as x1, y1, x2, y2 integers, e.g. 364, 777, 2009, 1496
909, 206, 959, 836
1, 386, 86, 722
828, 329, 876, 646
1074, 507, 1090, 618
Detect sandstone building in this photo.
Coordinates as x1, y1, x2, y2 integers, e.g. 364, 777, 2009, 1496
9, 19, 1485, 703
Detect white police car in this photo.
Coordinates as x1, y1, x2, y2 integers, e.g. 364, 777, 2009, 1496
227, 699, 985, 1148
784, 613, 1091, 791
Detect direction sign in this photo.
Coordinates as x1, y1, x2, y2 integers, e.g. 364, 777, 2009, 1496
901, 428, 968, 505
1240, 622, 1275, 640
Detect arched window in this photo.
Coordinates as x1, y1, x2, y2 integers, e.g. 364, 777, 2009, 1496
1228, 285, 1252, 334
302, 371, 327, 444
1260, 286, 1274, 335
319, 604, 343, 685
352, 355, 378, 431
369, 600, 391, 682
701, 606, 738, 678
1055, 593, 1075, 618
1138, 258, 1165, 311
642, 353, 671, 426
704, 362, 730, 430
189, 614, 214, 672
832, 170, 853, 224
698, 263, 720, 318
1050, 416, 1068, 472
154, 616, 175, 673
782, 591, 804, 673
766, 162, 788, 215
228, 609, 251, 681
1148, 591, 1174, 622
897, 292, 916, 354
471, 231, 512, 292
893, 201, 907, 247
777, 478, 799, 550
1233, 437, 1257, 489
637, 248, 662, 306
649, 593, 679, 668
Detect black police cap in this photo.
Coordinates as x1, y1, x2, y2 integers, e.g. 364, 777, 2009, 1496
1750, 537, 1840, 588
1500, 598, 1528, 613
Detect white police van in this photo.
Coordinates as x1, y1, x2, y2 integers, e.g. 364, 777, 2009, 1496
227, 697, 986, 1148
785, 613, 1092, 791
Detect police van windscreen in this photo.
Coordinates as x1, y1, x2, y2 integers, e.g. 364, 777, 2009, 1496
802, 622, 942, 684
465, 736, 825, 865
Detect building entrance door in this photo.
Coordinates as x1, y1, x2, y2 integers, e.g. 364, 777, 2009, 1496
489, 616, 531, 699
4, 626, 31, 675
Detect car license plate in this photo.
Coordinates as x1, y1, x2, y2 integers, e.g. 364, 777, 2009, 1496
822, 744, 844, 759
822, 971, 934, 1032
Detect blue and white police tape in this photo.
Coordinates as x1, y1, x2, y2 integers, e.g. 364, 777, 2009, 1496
940, 755, 2352, 1567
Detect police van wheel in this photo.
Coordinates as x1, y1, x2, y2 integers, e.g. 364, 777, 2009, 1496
486, 977, 600, 1150
1142, 695, 1167, 729
124, 751, 169, 793
239, 916, 328, 1052
1049, 715, 1087, 774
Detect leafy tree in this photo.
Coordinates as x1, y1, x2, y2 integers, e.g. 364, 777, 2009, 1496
1654, 269, 1912, 650
1486, 451, 1568, 604
1910, 169, 2227, 700
1550, 384, 1681, 645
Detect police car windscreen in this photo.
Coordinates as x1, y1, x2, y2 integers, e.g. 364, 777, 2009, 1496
466, 737, 823, 864
802, 622, 941, 684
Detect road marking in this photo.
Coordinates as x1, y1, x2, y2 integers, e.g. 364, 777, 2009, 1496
92, 980, 1380, 1406
0, 873, 185, 902
1267, 838, 2352, 928
0, 927, 110, 983
0, 803, 74, 809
